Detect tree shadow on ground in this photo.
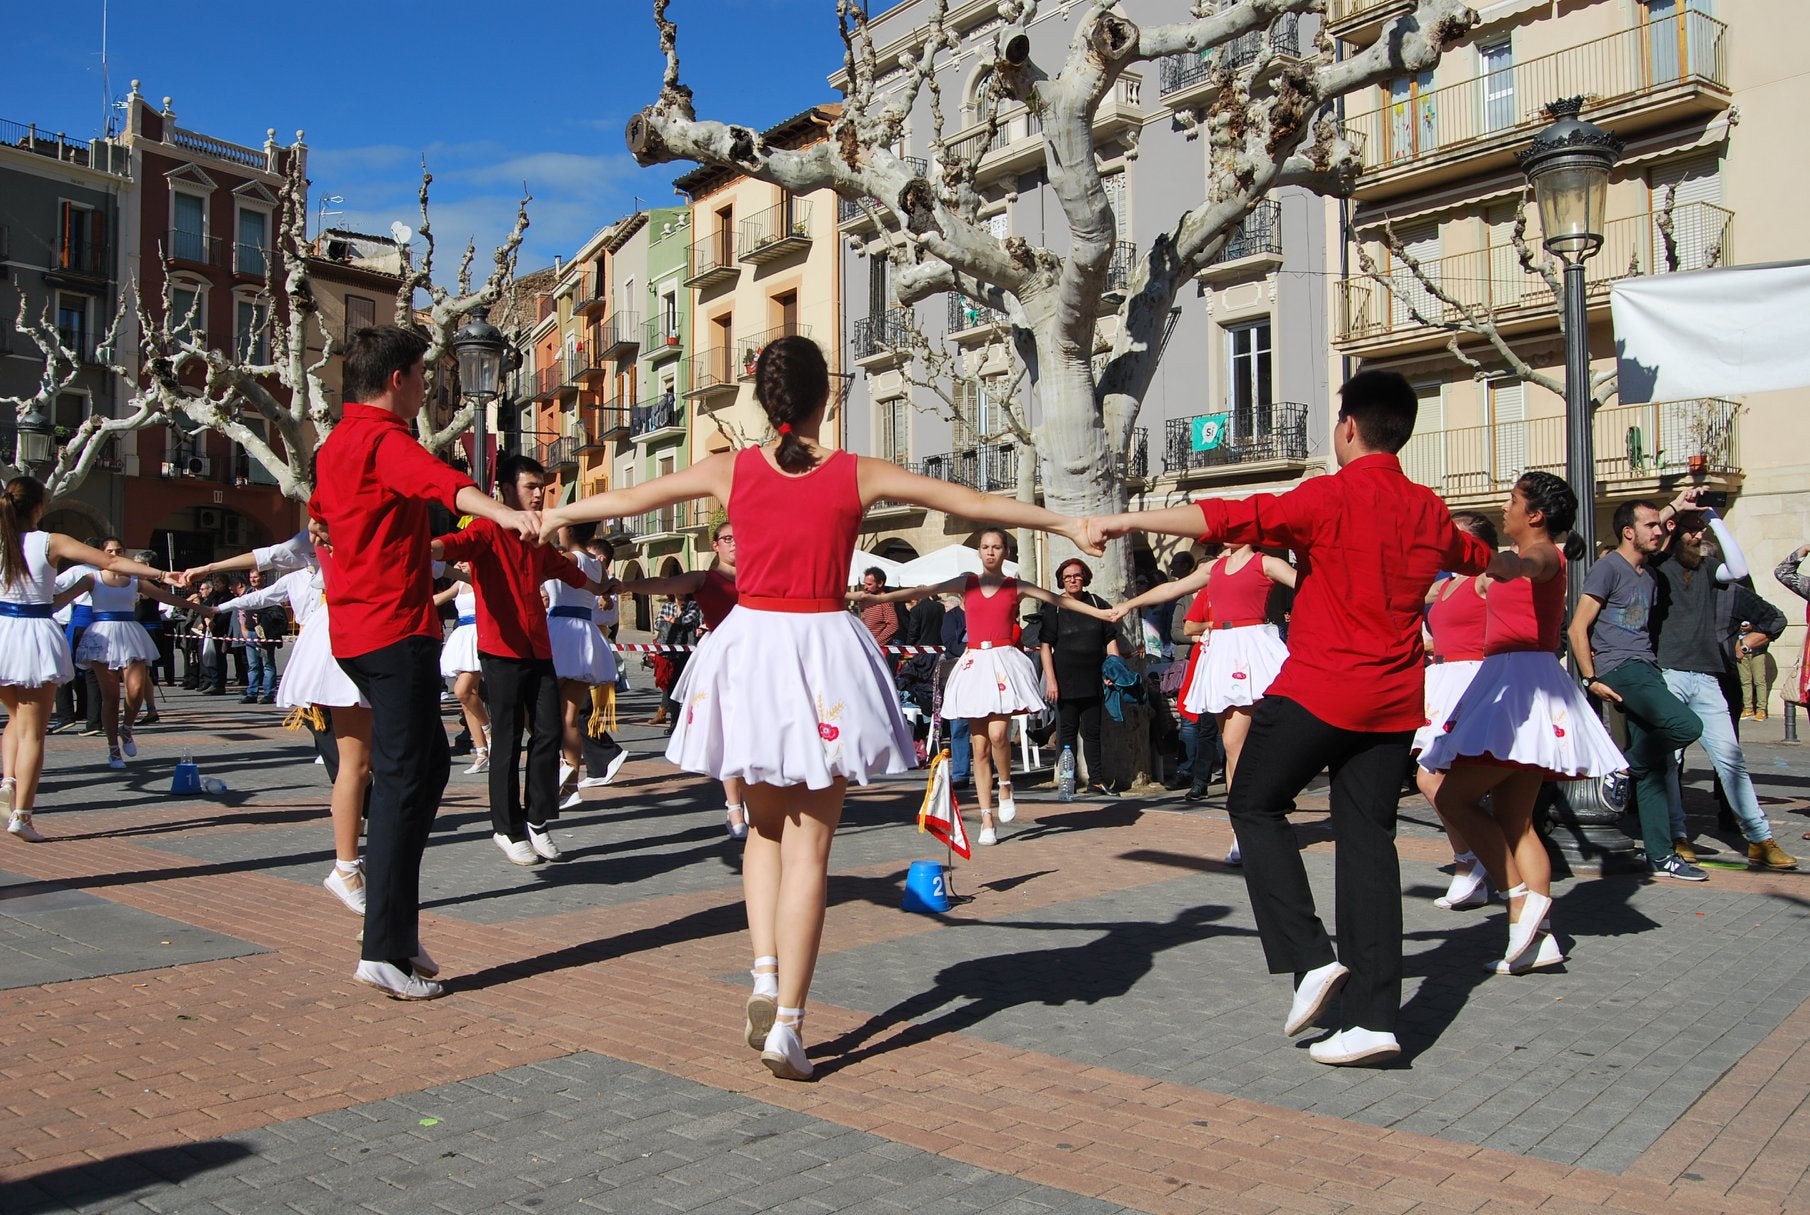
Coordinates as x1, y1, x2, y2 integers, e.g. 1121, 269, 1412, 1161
1, 1138, 254, 1215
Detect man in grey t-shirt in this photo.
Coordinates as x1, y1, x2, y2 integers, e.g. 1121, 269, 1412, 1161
1566, 498, 1706, 880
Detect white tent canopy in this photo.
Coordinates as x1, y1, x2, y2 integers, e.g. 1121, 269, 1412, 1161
1611, 260, 1810, 402
849, 550, 908, 588
894, 543, 1018, 588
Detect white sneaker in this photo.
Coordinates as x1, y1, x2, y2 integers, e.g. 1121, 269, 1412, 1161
411, 946, 441, 979
1224, 839, 1242, 866
323, 863, 366, 914
1309, 1027, 1401, 1066
527, 825, 563, 861
559, 790, 583, 811
120, 730, 138, 758
1492, 931, 1565, 975
492, 833, 542, 866
761, 1015, 813, 1081
600, 749, 627, 785
557, 761, 577, 794
354, 959, 444, 1000
1284, 960, 1349, 1037
977, 825, 998, 846
108, 747, 125, 770
726, 806, 748, 840
997, 786, 1016, 823
7, 812, 46, 843
464, 750, 490, 775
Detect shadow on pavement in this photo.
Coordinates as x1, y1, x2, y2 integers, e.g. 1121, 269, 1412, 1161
2, 1138, 255, 1214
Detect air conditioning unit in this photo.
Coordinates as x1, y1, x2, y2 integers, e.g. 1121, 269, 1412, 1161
195, 507, 222, 531
186, 456, 212, 478
222, 515, 247, 546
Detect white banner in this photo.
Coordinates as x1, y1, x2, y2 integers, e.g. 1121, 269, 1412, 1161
1611, 261, 1810, 403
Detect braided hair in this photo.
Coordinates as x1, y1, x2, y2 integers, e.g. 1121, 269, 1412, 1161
0, 476, 47, 588
1514, 470, 1585, 558
753, 335, 829, 473
1450, 511, 1499, 550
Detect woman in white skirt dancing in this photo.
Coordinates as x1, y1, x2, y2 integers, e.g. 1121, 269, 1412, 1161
541, 336, 1098, 1080
1114, 543, 1296, 863
2, 478, 170, 841
438, 566, 490, 774
1421, 472, 1627, 974
62, 538, 192, 769
1411, 513, 1498, 910
545, 523, 620, 811
858, 530, 1113, 846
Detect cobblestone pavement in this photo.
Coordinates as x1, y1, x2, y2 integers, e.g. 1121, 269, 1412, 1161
2, 682, 1807, 1214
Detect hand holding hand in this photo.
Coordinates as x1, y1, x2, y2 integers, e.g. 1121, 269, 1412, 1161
173, 566, 206, 589
1106, 604, 1130, 624
535, 509, 565, 546
1068, 517, 1106, 557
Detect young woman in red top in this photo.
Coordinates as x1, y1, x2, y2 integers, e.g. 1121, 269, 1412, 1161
1421, 472, 1626, 974
1411, 513, 1497, 911
1115, 544, 1296, 864
542, 336, 1097, 1081
612, 519, 747, 839
858, 529, 1113, 846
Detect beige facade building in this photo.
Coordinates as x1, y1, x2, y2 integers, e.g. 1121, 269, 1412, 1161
1326, 0, 1809, 710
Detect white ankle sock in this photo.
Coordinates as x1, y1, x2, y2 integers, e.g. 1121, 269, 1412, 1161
775, 1005, 805, 1027
334, 859, 361, 876
751, 956, 778, 999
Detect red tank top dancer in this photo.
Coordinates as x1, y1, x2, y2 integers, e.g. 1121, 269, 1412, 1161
663, 446, 913, 792
1413, 576, 1488, 756
696, 568, 739, 632
962, 574, 1018, 647
1184, 552, 1290, 717
1482, 558, 1564, 655
1207, 552, 1272, 626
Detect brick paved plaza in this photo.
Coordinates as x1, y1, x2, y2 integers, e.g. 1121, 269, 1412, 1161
3, 684, 1808, 1214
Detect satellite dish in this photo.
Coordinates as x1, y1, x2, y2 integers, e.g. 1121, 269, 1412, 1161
389, 221, 415, 246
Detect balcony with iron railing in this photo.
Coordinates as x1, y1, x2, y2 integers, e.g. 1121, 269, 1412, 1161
852, 308, 912, 366
532, 364, 563, 400
945, 77, 1143, 179
595, 312, 640, 361
54, 327, 105, 365
738, 323, 812, 381
581, 402, 632, 447
738, 200, 813, 266
1164, 403, 1312, 479
921, 444, 1027, 494
1343, 14, 1730, 201
642, 315, 684, 359
554, 353, 589, 397
633, 498, 700, 544
1104, 240, 1137, 296
1324, 0, 1413, 43
1158, 15, 1303, 108
630, 394, 686, 444
235, 242, 269, 279
1201, 199, 1284, 279
684, 346, 739, 404
568, 345, 611, 388
947, 292, 1006, 340
538, 435, 581, 470
49, 239, 109, 279
165, 228, 229, 269
1336, 202, 1733, 351
837, 156, 929, 226
1400, 399, 1740, 506
684, 231, 739, 291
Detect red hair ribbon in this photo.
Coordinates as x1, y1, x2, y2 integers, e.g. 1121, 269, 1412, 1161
778, 423, 793, 435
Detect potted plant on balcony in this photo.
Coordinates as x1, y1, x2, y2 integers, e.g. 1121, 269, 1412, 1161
791, 219, 808, 238
1683, 400, 1727, 474
743, 346, 762, 377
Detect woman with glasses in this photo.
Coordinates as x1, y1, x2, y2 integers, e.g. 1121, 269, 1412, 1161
1037, 558, 1122, 797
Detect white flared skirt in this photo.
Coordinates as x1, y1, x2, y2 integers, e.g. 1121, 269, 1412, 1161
278, 616, 366, 710
1411, 658, 1483, 756
548, 617, 618, 685
75, 619, 159, 670
665, 606, 914, 790
439, 623, 480, 678
1182, 624, 1287, 716
940, 644, 1047, 720
0, 616, 74, 688
1419, 651, 1627, 780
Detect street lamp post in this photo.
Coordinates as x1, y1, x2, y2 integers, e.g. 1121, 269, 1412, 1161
1515, 96, 1624, 614
1516, 97, 1634, 875
15, 402, 54, 472
451, 318, 506, 492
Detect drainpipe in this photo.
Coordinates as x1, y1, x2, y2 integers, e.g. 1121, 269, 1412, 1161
1335, 35, 1353, 390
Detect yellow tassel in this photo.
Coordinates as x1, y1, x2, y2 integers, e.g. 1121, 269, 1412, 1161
282, 704, 325, 733
587, 682, 617, 738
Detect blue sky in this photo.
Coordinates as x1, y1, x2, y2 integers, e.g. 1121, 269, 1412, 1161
3, 0, 852, 271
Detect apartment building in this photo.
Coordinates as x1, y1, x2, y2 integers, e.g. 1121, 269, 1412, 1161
833, 1, 1336, 574
300, 228, 405, 409
1325, 0, 1808, 706
0, 113, 132, 537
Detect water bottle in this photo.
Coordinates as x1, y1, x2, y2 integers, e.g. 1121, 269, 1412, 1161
201, 777, 228, 795
1056, 746, 1076, 803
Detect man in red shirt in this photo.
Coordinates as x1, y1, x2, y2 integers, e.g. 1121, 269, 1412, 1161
434, 455, 608, 867
1087, 371, 1509, 1065
310, 325, 541, 1002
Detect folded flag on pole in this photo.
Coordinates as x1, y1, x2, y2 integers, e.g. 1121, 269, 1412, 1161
918, 747, 969, 859
1611, 261, 1810, 403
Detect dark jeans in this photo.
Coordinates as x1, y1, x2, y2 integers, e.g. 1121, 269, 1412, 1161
1178, 712, 1225, 784
480, 653, 561, 840
55, 665, 101, 730
245, 641, 277, 698
1055, 694, 1104, 784
1228, 696, 1412, 1034
339, 637, 449, 965
1597, 659, 1702, 862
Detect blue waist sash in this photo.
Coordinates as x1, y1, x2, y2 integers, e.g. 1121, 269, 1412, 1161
0, 602, 54, 618
549, 606, 594, 620
91, 611, 139, 622
456, 615, 477, 627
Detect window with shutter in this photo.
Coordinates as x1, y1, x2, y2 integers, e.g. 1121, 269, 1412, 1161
344, 294, 376, 342
1487, 379, 1526, 486
1649, 153, 1722, 272
1388, 224, 1442, 327
1480, 40, 1514, 133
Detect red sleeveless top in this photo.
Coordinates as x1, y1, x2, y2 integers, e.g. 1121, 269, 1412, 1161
963, 575, 1018, 646
1484, 555, 1566, 655
728, 447, 862, 607
1425, 577, 1488, 660
696, 568, 738, 631
1208, 553, 1271, 624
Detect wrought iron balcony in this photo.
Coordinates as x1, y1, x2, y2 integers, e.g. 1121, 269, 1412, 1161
1336, 203, 1733, 348
1159, 15, 1302, 98
684, 346, 739, 403
921, 445, 1023, 493
1164, 403, 1311, 475
852, 308, 912, 363
595, 312, 640, 361
532, 364, 563, 400
738, 199, 812, 265
836, 157, 928, 225
1105, 240, 1137, 294
1123, 427, 1149, 481
947, 292, 1005, 338
738, 323, 813, 381
642, 316, 683, 358
235, 242, 269, 278
684, 231, 739, 290
582, 403, 631, 446
538, 435, 581, 470
1208, 199, 1283, 267
630, 394, 686, 442
165, 229, 227, 269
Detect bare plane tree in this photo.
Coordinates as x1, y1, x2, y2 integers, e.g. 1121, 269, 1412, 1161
626, 0, 1480, 594
2, 137, 530, 504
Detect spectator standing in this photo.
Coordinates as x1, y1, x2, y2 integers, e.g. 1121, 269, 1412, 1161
1775, 542, 1810, 714
858, 567, 902, 647
1038, 558, 1121, 796
241, 567, 285, 704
